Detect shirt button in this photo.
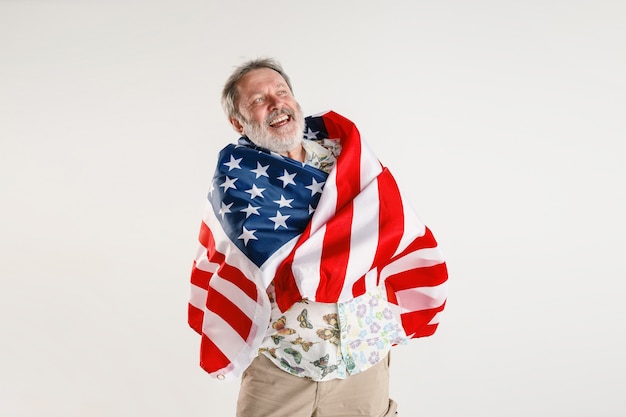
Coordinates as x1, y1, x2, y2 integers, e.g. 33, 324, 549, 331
217, 374, 225, 380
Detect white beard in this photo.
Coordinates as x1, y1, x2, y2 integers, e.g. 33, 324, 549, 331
241, 105, 305, 154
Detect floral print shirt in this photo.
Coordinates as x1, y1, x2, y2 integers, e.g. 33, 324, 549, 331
257, 139, 409, 381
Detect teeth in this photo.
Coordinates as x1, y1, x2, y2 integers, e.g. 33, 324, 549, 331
270, 115, 289, 126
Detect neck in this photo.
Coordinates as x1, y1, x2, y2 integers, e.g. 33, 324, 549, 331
283, 144, 305, 162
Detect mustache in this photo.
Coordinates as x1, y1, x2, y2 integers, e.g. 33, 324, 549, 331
265, 108, 296, 126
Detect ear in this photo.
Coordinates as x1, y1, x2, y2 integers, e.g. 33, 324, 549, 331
229, 117, 245, 135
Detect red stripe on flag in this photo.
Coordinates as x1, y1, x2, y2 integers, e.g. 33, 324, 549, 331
386, 263, 448, 294
205, 289, 252, 340
198, 221, 213, 251
372, 168, 405, 271
199, 333, 231, 373
188, 304, 204, 335
351, 274, 366, 298
274, 267, 303, 313
404, 227, 439, 253
323, 112, 362, 207
317, 201, 354, 302
199, 221, 226, 265
190, 260, 213, 289
217, 263, 258, 302
351, 169, 406, 298
315, 112, 361, 302
400, 301, 446, 339
274, 227, 308, 312
199, 220, 259, 302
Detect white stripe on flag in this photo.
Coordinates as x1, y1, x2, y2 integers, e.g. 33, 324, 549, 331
194, 253, 219, 274
395, 196, 426, 257
201, 310, 248, 362
363, 268, 379, 292
189, 284, 208, 310
428, 311, 444, 325
309, 170, 338, 233
209, 274, 260, 318
358, 139, 383, 186
340, 183, 381, 300
379, 247, 445, 282
395, 281, 448, 312
291, 224, 326, 297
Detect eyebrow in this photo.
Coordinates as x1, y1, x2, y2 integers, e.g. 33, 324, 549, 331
246, 82, 289, 98
263, 82, 289, 91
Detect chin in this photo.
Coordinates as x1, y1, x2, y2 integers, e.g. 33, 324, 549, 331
243, 116, 305, 154
272, 136, 302, 154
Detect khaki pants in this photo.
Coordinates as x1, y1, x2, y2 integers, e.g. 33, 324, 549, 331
236, 354, 398, 417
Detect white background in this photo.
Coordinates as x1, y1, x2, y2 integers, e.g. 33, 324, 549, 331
1, 1, 625, 416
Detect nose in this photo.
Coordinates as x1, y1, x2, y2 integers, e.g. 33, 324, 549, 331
268, 94, 283, 110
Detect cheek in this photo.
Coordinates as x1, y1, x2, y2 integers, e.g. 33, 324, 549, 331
248, 109, 267, 125
288, 99, 302, 115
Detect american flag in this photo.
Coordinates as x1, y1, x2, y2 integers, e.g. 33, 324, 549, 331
188, 111, 448, 380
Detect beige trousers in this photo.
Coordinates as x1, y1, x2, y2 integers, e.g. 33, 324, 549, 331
236, 354, 398, 417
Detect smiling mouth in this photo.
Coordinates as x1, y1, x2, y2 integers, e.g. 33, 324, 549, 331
268, 113, 291, 128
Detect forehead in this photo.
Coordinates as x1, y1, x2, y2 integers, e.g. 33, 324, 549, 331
237, 68, 288, 96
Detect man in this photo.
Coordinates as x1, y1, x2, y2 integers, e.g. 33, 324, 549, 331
188, 58, 448, 416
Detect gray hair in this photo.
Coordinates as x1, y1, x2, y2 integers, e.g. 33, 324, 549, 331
221, 58, 294, 120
